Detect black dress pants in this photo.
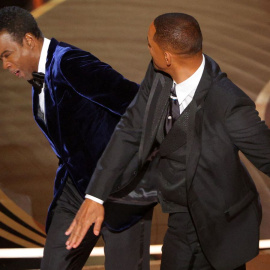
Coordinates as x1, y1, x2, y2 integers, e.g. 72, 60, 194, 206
41, 178, 153, 270
161, 212, 246, 270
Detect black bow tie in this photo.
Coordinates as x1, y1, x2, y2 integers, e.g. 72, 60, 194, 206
28, 72, 45, 94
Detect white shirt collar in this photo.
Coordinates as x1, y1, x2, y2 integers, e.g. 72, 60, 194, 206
38, 38, 51, 74
174, 54, 205, 105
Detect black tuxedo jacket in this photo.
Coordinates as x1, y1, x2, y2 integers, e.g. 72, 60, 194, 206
86, 55, 270, 269
32, 38, 139, 230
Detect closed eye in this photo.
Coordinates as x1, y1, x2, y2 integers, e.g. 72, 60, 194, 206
3, 52, 11, 59
0, 51, 11, 60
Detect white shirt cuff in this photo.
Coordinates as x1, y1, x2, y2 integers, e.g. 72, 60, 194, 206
85, 194, 104, 205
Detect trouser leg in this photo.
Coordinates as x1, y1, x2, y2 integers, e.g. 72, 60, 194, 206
160, 212, 246, 270
161, 212, 214, 270
103, 207, 153, 270
41, 178, 99, 270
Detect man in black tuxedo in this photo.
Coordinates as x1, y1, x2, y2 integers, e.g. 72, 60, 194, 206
0, 6, 153, 270
66, 13, 270, 270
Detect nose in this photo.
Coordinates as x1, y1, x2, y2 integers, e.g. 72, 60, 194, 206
2, 59, 11, 70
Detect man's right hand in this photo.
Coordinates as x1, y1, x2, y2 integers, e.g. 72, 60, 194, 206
65, 199, 104, 249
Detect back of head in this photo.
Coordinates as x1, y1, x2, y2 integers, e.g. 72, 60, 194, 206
0, 6, 42, 45
153, 13, 202, 56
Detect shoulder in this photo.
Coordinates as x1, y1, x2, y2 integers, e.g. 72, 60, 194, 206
204, 55, 254, 106
50, 41, 110, 84
46, 39, 101, 70
201, 56, 255, 119
54, 42, 100, 68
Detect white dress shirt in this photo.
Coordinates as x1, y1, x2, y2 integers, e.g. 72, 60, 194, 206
37, 37, 50, 115
174, 54, 205, 114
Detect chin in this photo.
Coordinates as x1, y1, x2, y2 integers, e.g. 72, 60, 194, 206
24, 74, 31, 80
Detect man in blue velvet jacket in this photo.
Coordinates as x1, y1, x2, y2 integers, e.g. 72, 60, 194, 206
0, 6, 153, 270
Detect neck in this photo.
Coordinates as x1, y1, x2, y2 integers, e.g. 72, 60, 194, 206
170, 53, 203, 84
33, 37, 44, 72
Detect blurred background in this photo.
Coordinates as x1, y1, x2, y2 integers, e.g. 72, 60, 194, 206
0, 0, 49, 11
0, 0, 269, 269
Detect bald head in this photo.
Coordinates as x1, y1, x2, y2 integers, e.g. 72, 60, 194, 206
153, 13, 202, 55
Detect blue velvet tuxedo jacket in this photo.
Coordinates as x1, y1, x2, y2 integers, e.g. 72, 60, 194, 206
32, 38, 138, 230
86, 55, 270, 269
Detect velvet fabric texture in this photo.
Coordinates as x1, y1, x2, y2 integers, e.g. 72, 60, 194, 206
32, 38, 139, 231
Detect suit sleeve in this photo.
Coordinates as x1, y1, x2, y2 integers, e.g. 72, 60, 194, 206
224, 92, 270, 176
85, 62, 155, 200
60, 49, 139, 115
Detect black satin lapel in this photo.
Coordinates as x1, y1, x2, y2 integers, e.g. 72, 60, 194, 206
139, 73, 161, 162
150, 75, 172, 138
140, 74, 172, 163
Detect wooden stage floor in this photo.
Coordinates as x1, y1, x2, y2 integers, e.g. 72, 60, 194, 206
83, 250, 270, 270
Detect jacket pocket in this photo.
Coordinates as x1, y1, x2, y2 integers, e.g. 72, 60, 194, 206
224, 190, 255, 221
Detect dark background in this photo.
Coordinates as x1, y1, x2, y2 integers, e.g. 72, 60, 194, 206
0, 0, 49, 11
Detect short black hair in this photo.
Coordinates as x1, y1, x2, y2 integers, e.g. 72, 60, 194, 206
0, 6, 42, 44
153, 13, 202, 55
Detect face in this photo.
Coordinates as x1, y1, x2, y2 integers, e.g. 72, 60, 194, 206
0, 31, 37, 80
147, 22, 167, 71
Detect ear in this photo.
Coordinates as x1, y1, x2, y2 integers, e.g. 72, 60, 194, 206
164, 51, 171, 66
24, 33, 35, 49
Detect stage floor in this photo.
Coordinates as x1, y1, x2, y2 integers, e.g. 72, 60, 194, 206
82, 250, 270, 270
